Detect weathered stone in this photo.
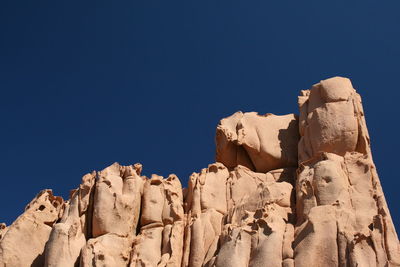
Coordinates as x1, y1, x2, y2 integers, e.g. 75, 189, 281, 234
130, 174, 184, 267
45, 172, 96, 267
0, 190, 63, 267
80, 234, 132, 267
1, 76, 398, 267
0, 224, 7, 241
81, 163, 144, 266
295, 77, 400, 267
216, 111, 299, 172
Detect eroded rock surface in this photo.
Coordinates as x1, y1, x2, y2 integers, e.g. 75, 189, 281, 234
45, 172, 96, 267
130, 173, 184, 267
0, 76, 398, 267
0, 190, 64, 267
295, 77, 400, 267
216, 112, 299, 172
80, 163, 144, 266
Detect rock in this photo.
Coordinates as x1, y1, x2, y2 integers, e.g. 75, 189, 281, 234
45, 172, 96, 267
216, 112, 299, 172
0, 224, 7, 241
182, 163, 295, 267
80, 234, 132, 267
0, 76, 398, 267
295, 77, 400, 267
81, 162, 144, 266
92, 163, 144, 238
0, 190, 64, 267
130, 174, 184, 267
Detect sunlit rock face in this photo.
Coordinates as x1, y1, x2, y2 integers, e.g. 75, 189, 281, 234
295, 77, 400, 267
0, 77, 398, 267
0, 190, 64, 267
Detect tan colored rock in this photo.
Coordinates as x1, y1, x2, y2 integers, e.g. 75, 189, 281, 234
182, 163, 228, 267
295, 77, 400, 267
130, 174, 184, 267
80, 162, 144, 266
294, 205, 339, 267
80, 234, 132, 267
0, 190, 64, 267
1, 76, 398, 267
216, 111, 299, 172
130, 226, 163, 266
214, 166, 295, 267
92, 162, 143, 238
160, 175, 185, 267
0, 224, 7, 241
45, 172, 96, 267
140, 174, 165, 227
182, 163, 296, 267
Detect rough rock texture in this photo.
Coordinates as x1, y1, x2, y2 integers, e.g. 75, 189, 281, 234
0, 77, 398, 267
80, 163, 144, 267
295, 77, 400, 267
216, 112, 299, 172
0, 190, 64, 267
130, 173, 184, 267
45, 172, 96, 267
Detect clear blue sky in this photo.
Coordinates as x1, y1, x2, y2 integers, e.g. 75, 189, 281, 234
1, 1, 399, 230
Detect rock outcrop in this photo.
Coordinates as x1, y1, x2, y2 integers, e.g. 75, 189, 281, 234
0, 77, 398, 267
0, 190, 64, 267
295, 78, 400, 266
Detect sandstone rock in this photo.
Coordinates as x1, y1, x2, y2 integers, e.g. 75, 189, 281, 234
80, 234, 132, 267
45, 172, 96, 267
130, 226, 163, 266
182, 163, 295, 267
81, 162, 144, 266
0, 190, 63, 267
0, 76, 398, 267
130, 174, 184, 267
182, 163, 228, 267
215, 166, 295, 267
295, 77, 400, 267
0, 224, 7, 241
216, 111, 299, 172
92, 162, 143, 238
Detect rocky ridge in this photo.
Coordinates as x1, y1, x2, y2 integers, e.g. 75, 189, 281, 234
0, 77, 399, 267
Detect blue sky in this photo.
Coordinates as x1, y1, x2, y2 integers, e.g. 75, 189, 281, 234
1, 1, 399, 230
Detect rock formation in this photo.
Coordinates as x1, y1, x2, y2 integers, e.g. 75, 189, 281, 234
0, 77, 398, 267
295, 78, 400, 266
